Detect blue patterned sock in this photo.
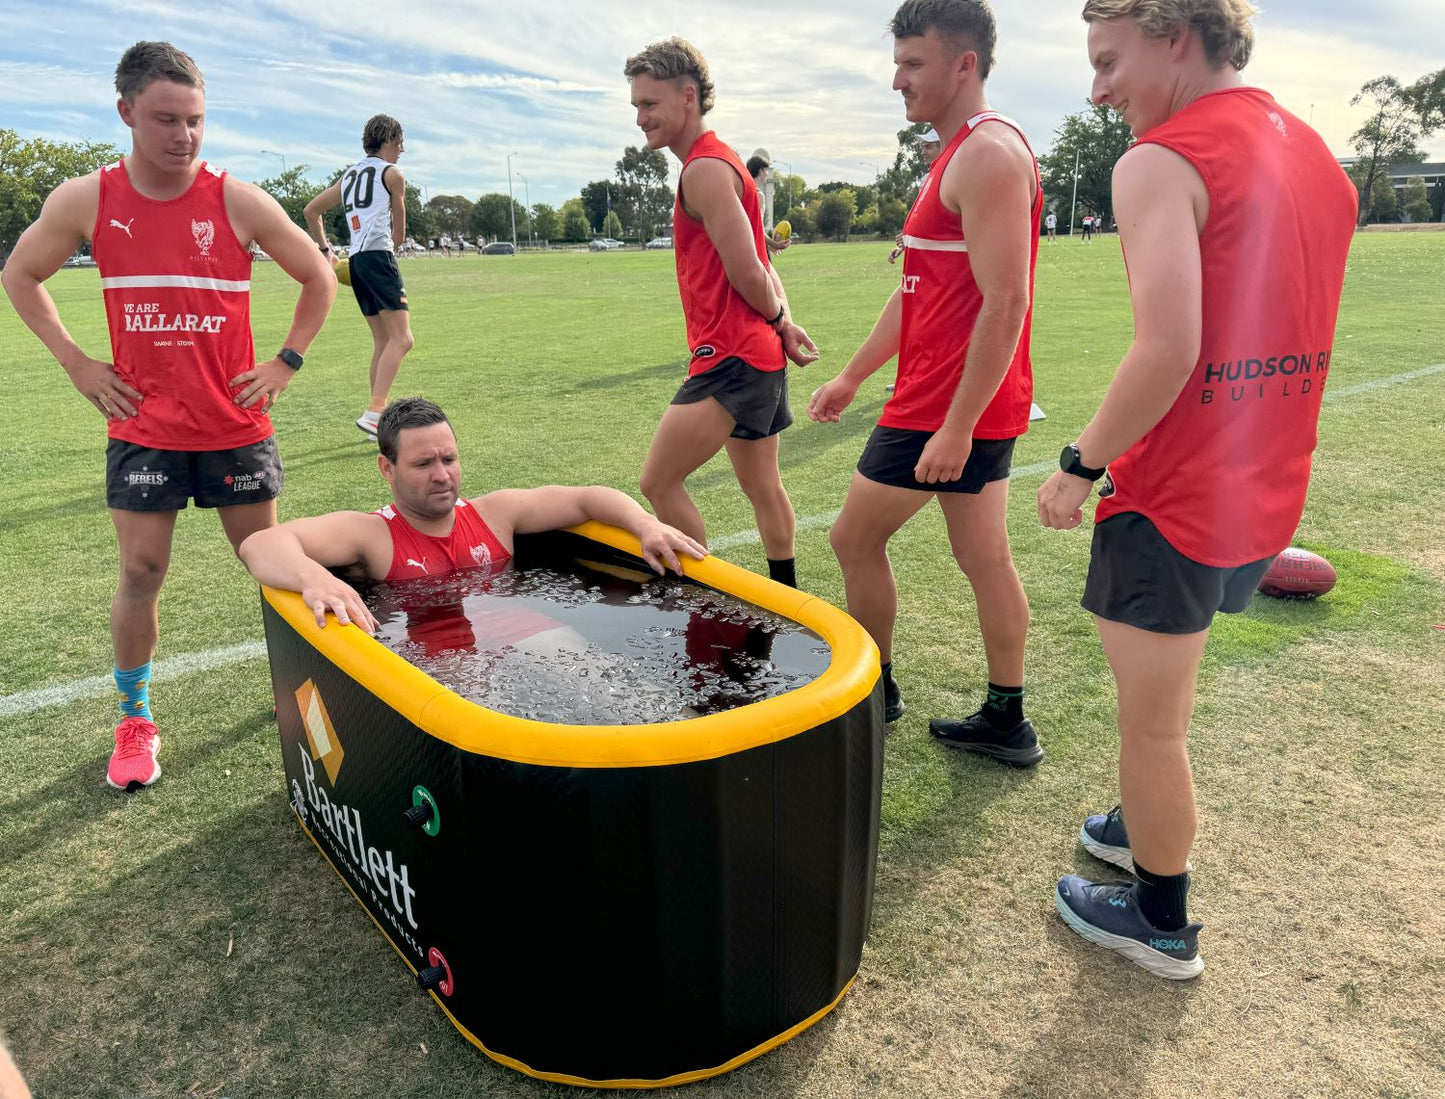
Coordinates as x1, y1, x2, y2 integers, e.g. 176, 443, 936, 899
114, 662, 152, 720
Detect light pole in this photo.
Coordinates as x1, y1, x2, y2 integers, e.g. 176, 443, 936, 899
261, 149, 287, 174
1067, 146, 1081, 235
518, 172, 533, 246
506, 153, 519, 248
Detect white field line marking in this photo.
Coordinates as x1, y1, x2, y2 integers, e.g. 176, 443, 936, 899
3, 364, 1438, 716
1323, 362, 1444, 401
0, 641, 266, 718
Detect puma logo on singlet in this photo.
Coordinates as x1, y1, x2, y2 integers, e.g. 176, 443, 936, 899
110, 218, 135, 238
406, 557, 429, 573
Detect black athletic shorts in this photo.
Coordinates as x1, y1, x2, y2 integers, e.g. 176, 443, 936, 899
856, 426, 1015, 493
105, 436, 284, 511
670, 356, 792, 440
1082, 511, 1274, 634
349, 250, 408, 316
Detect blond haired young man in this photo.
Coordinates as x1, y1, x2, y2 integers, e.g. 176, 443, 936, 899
2, 41, 335, 791
1038, 0, 1356, 977
305, 114, 414, 437
626, 37, 818, 589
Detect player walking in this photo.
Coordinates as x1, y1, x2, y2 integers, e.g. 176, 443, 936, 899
305, 115, 414, 437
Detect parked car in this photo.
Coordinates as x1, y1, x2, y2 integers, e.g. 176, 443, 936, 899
61, 252, 97, 268
644, 236, 673, 250
588, 237, 626, 252
481, 241, 516, 255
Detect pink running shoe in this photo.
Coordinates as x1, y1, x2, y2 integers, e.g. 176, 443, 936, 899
107, 716, 161, 791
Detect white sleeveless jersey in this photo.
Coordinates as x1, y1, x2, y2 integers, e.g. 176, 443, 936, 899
341, 155, 396, 253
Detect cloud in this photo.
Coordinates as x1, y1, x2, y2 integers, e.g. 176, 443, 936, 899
1, 0, 1437, 208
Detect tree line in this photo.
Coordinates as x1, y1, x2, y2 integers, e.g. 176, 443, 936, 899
5, 68, 1440, 265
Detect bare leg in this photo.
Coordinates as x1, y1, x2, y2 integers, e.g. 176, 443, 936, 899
109, 510, 178, 670
827, 473, 932, 664
724, 434, 795, 561
1097, 618, 1210, 876
217, 499, 278, 556
364, 308, 414, 412
638, 398, 740, 545
937, 479, 1028, 686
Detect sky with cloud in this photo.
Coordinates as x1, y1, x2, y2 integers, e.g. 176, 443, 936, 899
1, 0, 1439, 208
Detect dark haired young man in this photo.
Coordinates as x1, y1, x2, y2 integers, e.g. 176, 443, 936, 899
305, 113, 414, 437
238, 397, 705, 628
1, 40, 335, 791
625, 37, 818, 589
808, 0, 1042, 752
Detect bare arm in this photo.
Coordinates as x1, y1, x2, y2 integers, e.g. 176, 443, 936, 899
238, 512, 384, 630
302, 181, 342, 249
914, 129, 1036, 484
0, 174, 144, 420
473, 486, 706, 575
1037, 143, 1206, 529
225, 178, 337, 408
1074, 145, 1205, 467
385, 165, 407, 249
682, 158, 782, 320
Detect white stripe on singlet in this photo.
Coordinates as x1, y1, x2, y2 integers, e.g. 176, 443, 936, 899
100, 275, 251, 292
901, 235, 969, 253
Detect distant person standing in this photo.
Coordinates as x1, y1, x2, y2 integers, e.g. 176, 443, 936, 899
1081, 212, 1094, 241
626, 37, 818, 589
890, 127, 945, 265
1, 40, 334, 791
1039, 0, 1357, 979
746, 151, 791, 257
305, 114, 415, 438
1045, 210, 1058, 241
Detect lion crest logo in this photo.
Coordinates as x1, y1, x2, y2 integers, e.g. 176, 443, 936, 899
191, 218, 216, 256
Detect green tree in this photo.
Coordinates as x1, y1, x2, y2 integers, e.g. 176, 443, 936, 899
614, 145, 671, 235
603, 209, 624, 239
771, 172, 806, 224
531, 203, 559, 242
0, 129, 123, 254
579, 180, 612, 234
1367, 174, 1399, 223
1037, 102, 1134, 228
877, 121, 931, 204
1406, 66, 1445, 132
1348, 75, 1434, 226
781, 205, 814, 240
256, 165, 324, 231
875, 196, 908, 238
472, 193, 524, 241
560, 200, 591, 242
404, 183, 433, 242
425, 194, 474, 235
1401, 176, 1433, 222
815, 190, 856, 241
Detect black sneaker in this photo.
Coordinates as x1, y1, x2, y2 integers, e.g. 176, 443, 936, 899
883, 675, 905, 723
929, 710, 1043, 767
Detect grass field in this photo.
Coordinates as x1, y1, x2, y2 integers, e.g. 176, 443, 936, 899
1, 234, 1442, 1099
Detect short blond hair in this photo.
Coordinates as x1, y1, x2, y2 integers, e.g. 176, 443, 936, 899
624, 37, 716, 116
1081, 0, 1257, 70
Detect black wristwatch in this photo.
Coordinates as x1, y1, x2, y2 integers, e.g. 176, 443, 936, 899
277, 347, 304, 371
1060, 443, 1106, 481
